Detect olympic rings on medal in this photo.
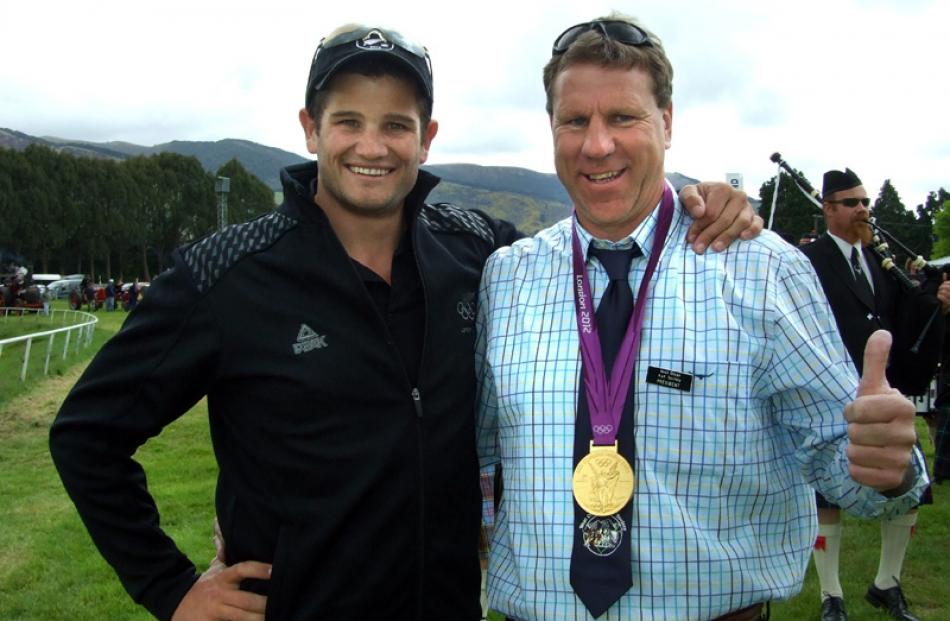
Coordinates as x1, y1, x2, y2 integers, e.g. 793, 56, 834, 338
591, 424, 614, 434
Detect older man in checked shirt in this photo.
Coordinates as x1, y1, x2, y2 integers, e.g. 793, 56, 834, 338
475, 14, 928, 621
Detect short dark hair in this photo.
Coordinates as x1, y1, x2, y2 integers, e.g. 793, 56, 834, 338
306, 56, 433, 136
542, 15, 673, 115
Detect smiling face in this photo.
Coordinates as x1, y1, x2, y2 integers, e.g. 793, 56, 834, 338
551, 63, 671, 241
300, 71, 437, 220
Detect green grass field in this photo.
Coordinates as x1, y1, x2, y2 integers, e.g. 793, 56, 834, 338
0, 302, 218, 620
1, 310, 947, 619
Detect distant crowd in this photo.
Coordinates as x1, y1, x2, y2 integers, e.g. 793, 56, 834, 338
1, 263, 146, 313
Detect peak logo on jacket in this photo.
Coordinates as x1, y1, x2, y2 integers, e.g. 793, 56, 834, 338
293, 324, 327, 355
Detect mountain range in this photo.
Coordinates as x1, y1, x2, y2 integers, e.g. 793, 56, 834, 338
1, 127, 705, 233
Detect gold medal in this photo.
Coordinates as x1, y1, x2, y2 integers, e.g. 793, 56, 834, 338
572, 442, 635, 516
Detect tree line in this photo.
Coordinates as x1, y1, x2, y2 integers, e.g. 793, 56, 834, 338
758, 170, 950, 263
3, 145, 947, 281
0, 145, 276, 282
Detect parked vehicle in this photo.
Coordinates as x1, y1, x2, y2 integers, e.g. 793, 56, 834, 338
29, 273, 62, 291
47, 278, 84, 300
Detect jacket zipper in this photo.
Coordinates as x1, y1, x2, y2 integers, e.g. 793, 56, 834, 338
334, 218, 429, 620
326, 213, 430, 620
305, 190, 439, 619
410, 219, 428, 621
411, 387, 423, 418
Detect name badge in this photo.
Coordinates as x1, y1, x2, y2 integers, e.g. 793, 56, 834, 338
646, 366, 692, 392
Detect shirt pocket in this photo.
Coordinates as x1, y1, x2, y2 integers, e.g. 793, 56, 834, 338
638, 356, 768, 472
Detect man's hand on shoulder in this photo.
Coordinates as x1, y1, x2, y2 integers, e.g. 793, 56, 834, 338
171, 560, 271, 621
680, 182, 763, 254
844, 330, 918, 493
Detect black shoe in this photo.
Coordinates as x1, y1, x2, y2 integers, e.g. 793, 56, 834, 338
865, 581, 920, 621
820, 596, 848, 621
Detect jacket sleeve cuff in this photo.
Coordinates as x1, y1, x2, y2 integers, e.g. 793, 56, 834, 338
143, 571, 200, 621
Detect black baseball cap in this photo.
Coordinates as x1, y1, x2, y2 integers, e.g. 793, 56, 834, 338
305, 25, 433, 111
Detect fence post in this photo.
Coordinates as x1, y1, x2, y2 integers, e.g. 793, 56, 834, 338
20, 337, 33, 381
63, 330, 71, 360
44, 333, 55, 376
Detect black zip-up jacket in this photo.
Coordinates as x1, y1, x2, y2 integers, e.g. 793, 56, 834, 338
49, 163, 521, 620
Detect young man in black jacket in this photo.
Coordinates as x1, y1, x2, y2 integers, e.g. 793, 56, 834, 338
49, 23, 760, 621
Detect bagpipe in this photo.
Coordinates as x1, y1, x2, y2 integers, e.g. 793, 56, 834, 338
770, 152, 946, 396
770, 152, 940, 293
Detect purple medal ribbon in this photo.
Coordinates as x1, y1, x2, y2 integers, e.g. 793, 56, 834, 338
570, 184, 675, 446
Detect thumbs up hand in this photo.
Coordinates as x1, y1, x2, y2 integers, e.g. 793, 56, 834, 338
843, 330, 918, 492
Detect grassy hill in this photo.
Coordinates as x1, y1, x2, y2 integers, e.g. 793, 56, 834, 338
142, 139, 309, 191
424, 163, 571, 205
428, 180, 569, 234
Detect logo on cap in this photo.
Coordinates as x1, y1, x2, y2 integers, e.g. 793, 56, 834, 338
356, 30, 394, 51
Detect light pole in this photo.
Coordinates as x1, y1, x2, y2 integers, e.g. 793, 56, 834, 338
215, 176, 230, 230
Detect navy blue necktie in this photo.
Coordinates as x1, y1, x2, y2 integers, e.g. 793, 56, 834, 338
589, 247, 639, 371
850, 246, 873, 302
571, 245, 641, 618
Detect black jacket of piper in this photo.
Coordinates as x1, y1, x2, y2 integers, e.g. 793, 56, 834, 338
49, 162, 520, 621
800, 233, 943, 395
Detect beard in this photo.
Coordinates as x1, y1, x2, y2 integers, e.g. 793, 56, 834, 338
855, 218, 872, 246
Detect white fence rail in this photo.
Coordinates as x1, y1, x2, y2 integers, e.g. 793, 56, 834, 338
0, 308, 99, 381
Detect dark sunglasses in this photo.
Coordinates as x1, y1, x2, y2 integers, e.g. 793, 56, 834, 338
825, 197, 870, 208
319, 25, 428, 60
552, 19, 653, 55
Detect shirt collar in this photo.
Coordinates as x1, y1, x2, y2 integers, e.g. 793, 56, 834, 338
573, 180, 677, 264
827, 231, 862, 258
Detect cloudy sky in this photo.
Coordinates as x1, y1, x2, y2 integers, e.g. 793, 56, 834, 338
2, 0, 947, 208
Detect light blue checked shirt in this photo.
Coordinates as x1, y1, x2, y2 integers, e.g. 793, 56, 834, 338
475, 186, 927, 621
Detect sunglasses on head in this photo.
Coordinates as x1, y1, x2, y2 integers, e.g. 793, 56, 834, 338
825, 197, 870, 208
319, 25, 428, 60
552, 19, 653, 55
